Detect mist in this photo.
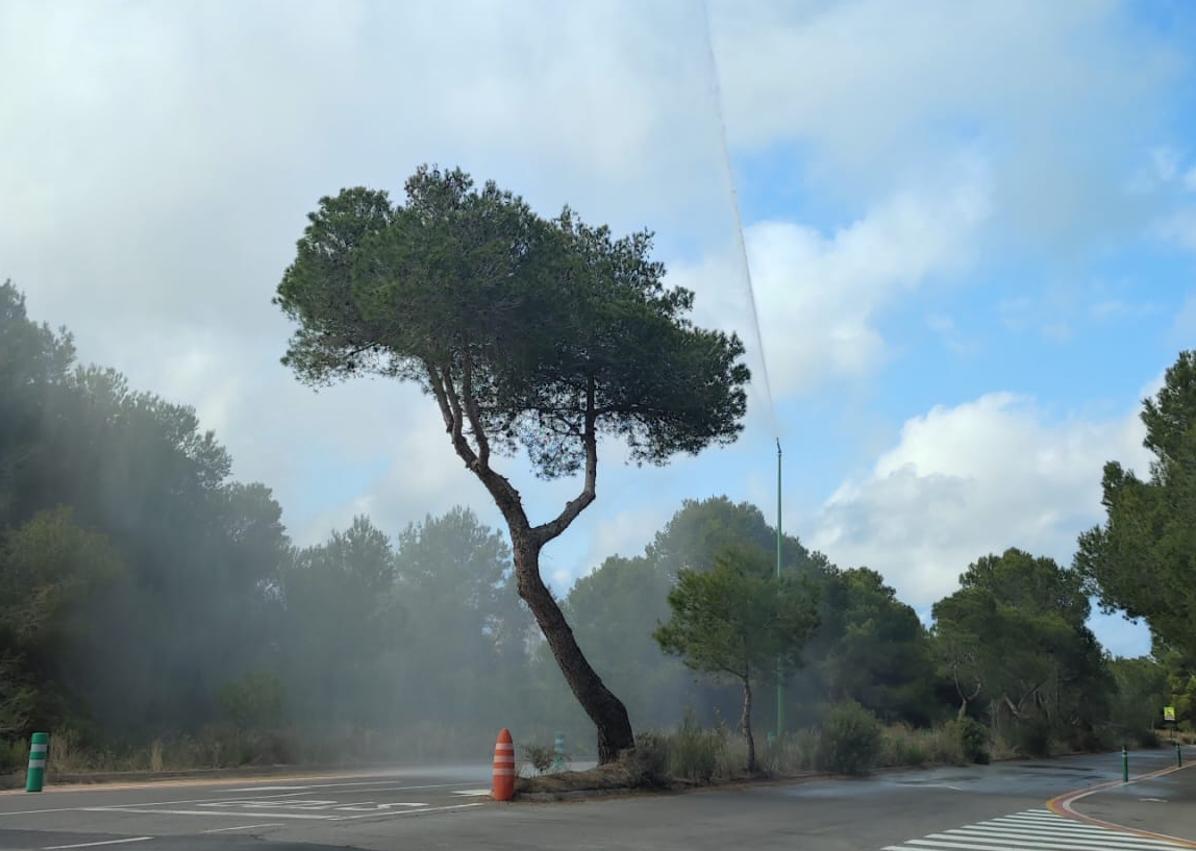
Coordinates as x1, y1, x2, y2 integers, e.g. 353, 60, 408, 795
4, 278, 1172, 776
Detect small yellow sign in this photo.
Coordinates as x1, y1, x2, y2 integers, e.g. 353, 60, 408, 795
1164, 705, 1177, 723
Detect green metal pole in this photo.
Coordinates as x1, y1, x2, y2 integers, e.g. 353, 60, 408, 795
553, 732, 566, 771
25, 732, 48, 793
1122, 745, 1128, 782
1178, 741, 1183, 768
776, 439, 783, 741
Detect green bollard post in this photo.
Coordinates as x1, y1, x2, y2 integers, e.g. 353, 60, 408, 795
1178, 742, 1183, 768
25, 733, 48, 793
1121, 745, 1128, 782
553, 732, 566, 771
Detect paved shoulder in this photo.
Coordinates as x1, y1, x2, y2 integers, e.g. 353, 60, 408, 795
1068, 760, 1196, 845
884, 807, 1188, 850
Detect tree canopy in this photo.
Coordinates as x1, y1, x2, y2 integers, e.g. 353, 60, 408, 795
275, 168, 749, 483
932, 548, 1109, 749
1076, 350, 1196, 657
656, 545, 819, 772
275, 166, 752, 761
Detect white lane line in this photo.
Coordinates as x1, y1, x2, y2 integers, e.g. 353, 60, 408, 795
981, 819, 1178, 836
81, 807, 333, 821
934, 831, 1172, 850
224, 780, 465, 793
966, 823, 1177, 841
909, 840, 1053, 850
20, 781, 469, 816
977, 823, 1181, 845
959, 825, 1178, 846
43, 839, 153, 850
451, 789, 492, 796
202, 823, 285, 833
886, 809, 1186, 851
330, 802, 486, 821
1001, 816, 1139, 828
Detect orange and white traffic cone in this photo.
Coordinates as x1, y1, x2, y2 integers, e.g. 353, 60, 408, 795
491, 728, 515, 801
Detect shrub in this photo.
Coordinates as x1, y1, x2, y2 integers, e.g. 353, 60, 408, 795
216, 672, 284, 730
1139, 728, 1161, 748
949, 717, 990, 764
629, 731, 669, 782
880, 724, 929, 767
0, 738, 27, 772
793, 727, 821, 771
715, 734, 749, 780
1014, 719, 1051, 757
521, 743, 554, 775
819, 701, 882, 775
667, 712, 724, 783
761, 728, 819, 774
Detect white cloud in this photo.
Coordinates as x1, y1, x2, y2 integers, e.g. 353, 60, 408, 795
1172, 293, 1196, 340
1, 0, 1186, 582
712, 0, 1178, 249
673, 162, 991, 396
810, 392, 1151, 608
578, 506, 671, 573
1150, 146, 1181, 183
1157, 209, 1196, 252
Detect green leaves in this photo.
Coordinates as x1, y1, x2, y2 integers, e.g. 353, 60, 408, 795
275, 166, 750, 480
1076, 349, 1196, 658
655, 545, 819, 684
931, 548, 1109, 730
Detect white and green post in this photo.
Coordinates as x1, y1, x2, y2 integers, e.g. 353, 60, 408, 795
26, 732, 48, 793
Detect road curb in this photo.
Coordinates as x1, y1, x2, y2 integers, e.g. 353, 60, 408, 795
1047, 759, 1196, 847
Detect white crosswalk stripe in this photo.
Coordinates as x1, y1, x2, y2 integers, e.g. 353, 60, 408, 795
883, 808, 1186, 851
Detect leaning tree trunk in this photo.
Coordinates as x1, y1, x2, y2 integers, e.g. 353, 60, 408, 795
740, 676, 756, 773
425, 362, 634, 763
514, 538, 635, 763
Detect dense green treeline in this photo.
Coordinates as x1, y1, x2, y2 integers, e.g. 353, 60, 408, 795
1, 281, 1189, 769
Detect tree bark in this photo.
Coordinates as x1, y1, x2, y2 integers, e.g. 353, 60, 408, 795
425, 361, 635, 763
740, 675, 756, 774
956, 678, 981, 720
514, 536, 634, 763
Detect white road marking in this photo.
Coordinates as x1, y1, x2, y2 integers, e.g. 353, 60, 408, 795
332, 802, 427, 811
201, 823, 285, 833
931, 831, 1171, 849
0, 807, 81, 817
197, 799, 342, 810
80, 807, 334, 820
43, 839, 153, 850
223, 780, 463, 793
452, 789, 492, 796
960, 824, 1178, 845
957, 826, 1176, 846
331, 802, 486, 821
974, 817, 1176, 836
883, 809, 1186, 851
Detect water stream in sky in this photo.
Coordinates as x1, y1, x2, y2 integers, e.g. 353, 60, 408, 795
699, 0, 779, 438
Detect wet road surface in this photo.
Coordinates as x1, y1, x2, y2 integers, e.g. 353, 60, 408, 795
0, 750, 1189, 850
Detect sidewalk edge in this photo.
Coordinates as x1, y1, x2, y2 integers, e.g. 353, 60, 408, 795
1047, 760, 1196, 848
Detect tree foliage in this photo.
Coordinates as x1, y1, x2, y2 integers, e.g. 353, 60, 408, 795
1076, 350, 1196, 657
275, 166, 751, 761
2, 279, 1182, 764
932, 549, 1110, 742
655, 545, 819, 771
0, 281, 288, 738
276, 171, 749, 477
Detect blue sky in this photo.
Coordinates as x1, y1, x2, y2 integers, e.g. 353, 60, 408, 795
4, 0, 1195, 657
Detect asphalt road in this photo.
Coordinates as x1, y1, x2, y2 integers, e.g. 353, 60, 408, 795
1072, 749, 1196, 844
0, 750, 1190, 850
